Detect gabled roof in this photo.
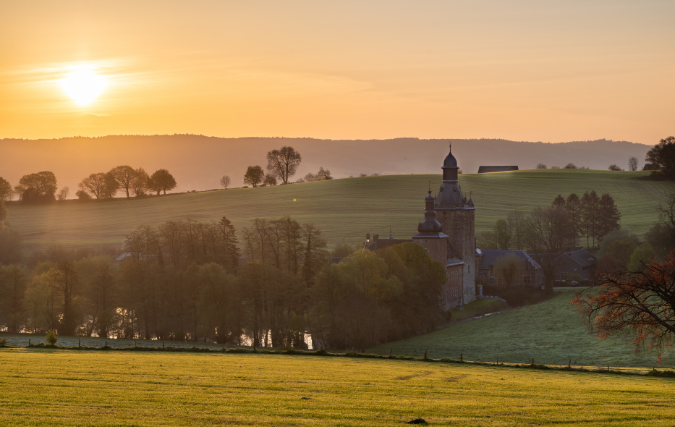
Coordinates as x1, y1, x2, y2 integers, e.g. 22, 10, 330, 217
479, 249, 541, 270
564, 248, 597, 268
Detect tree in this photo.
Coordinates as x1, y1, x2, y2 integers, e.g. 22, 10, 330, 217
536, 163, 547, 169
14, 171, 57, 203
0, 177, 12, 201
266, 146, 302, 185
109, 166, 135, 198
507, 210, 527, 250
598, 193, 621, 241
130, 168, 150, 197
0, 201, 22, 265
0, 265, 27, 333
493, 219, 511, 250
75, 190, 92, 201
263, 175, 278, 186
56, 187, 69, 201
645, 136, 675, 179
316, 167, 333, 181
552, 194, 566, 208
79, 173, 110, 199
564, 163, 577, 169
628, 156, 639, 172
527, 206, 574, 290
494, 253, 525, 288
244, 166, 265, 187
148, 169, 177, 195
573, 251, 675, 360
220, 175, 231, 189
608, 164, 622, 171
565, 193, 582, 247
606, 239, 637, 269
581, 190, 600, 248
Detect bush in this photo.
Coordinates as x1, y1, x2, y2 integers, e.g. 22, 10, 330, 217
46, 329, 58, 346
0, 338, 7, 347
564, 163, 577, 169
608, 164, 623, 171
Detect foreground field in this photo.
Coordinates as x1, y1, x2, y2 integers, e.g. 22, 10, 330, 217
7, 169, 674, 250
0, 349, 673, 426
371, 291, 675, 368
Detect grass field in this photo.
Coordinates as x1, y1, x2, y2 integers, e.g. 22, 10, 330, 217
7, 169, 674, 251
370, 290, 675, 368
0, 349, 673, 426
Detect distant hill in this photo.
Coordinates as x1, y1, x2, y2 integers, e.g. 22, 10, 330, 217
0, 135, 652, 193
7, 170, 673, 252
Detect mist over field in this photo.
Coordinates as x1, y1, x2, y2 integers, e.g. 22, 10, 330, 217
0, 136, 651, 194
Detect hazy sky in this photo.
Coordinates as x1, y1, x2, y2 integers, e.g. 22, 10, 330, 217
1, 0, 673, 143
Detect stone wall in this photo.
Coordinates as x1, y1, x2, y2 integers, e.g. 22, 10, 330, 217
437, 208, 476, 306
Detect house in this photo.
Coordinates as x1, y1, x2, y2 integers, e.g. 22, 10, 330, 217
553, 248, 597, 281
643, 163, 663, 171
477, 166, 519, 173
477, 249, 544, 287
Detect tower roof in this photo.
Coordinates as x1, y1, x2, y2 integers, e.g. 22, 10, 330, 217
415, 190, 447, 237
442, 144, 458, 169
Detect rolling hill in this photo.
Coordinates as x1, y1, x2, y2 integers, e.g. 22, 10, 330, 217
6, 169, 674, 252
369, 290, 675, 368
0, 135, 653, 194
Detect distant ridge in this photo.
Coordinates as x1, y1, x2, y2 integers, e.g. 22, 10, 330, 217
0, 135, 652, 193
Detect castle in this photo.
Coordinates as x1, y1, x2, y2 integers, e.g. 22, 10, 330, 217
365, 145, 478, 310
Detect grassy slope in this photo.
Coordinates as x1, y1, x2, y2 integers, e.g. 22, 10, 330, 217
0, 350, 673, 426
370, 290, 675, 368
7, 169, 674, 250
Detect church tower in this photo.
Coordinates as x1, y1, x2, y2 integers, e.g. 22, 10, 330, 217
435, 144, 477, 306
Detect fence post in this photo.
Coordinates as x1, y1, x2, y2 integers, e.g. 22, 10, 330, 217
79, 339, 80, 348
28, 339, 31, 346
460, 353, 463, 362
389, 349, 392, 358
568, 358, 571, 369
531, 358, 534, 366
497, 356, 499, 365
424, 349, 428, 360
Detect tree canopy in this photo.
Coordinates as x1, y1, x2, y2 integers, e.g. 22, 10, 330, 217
14, 171, 57, 203
266, 146, 302, 185
149, 169, 177, 195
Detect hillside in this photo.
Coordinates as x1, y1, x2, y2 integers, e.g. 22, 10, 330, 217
1, 350, 672, 426
369, 290, 675, 368
0, 135, 653, 193
7, 169, 674, 251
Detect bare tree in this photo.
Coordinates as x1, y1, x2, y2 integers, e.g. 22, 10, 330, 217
108, 166, 135, 198
628, 156, 638, 172
536, 163, 547, 169
266, 146, 302, 185
57, 187, 69, 201
220, 175, 231, 189
79, 173, 108, 199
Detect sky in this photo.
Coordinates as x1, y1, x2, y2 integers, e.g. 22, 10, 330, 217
1, 0, 673, 144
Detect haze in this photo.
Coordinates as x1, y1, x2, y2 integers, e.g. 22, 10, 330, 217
1, 0, 673, 143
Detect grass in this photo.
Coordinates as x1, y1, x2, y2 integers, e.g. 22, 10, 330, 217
448, 298, 508, 322
7, 169, 674, 250
370, 290, 675, 368
0, 349, 673, 426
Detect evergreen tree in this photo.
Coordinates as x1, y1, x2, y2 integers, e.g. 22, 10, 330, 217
581, 190, 600, 248
552, 194, 566, 208
565, 193, 582, 247
598, 193, 621, 241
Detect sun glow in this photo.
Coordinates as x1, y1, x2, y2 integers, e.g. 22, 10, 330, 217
60, 68, 108, 106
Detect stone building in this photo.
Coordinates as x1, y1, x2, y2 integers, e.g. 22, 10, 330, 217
365, 145, 479, 310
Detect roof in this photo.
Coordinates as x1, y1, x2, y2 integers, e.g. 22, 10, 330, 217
477, 166, 519, 173
479, 250, 541, 270
564, 248, 597, 268
643, 163, 663, 171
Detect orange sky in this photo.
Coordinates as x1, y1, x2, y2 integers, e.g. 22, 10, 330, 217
1, 0, 673, 144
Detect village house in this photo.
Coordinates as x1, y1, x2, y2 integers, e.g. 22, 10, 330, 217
476, 249, 544, 288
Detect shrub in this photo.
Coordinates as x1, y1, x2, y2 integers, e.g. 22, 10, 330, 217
564, 163, 577, 169
46, 329, 58, 346
536, 163, 547, 169
608, 164, 623, 171
0, 338, 7, 347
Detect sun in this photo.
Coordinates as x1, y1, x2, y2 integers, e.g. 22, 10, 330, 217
60, 69, 108, 106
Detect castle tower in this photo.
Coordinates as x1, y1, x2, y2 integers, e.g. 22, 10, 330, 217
412, 190, 448, 264
435, 144, 477, 306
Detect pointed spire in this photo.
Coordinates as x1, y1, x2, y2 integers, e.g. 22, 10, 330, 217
389, 226, 393, 239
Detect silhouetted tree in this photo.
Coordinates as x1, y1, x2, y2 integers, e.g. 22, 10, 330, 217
220, 175, 231, 189
0, 177, 12, 201
552, 194, 566, 208
581, 190, 600, 248
564, 163, 577, 169
79, 173, 117, 199
148, 169, 177, 195
628, 156, 639, 172
108, 166, 135, 198
493, 219, 511, 250
0, 265, 27, 333
130, 168, 150, 197
266, 146, 302, 184
566, 193, 582, 246
598, 193, 621, 241
646, 136, 675, 179
608, 164, 622, 171
56, 187, 69, 201
536, 163, 547, 169
14, 171, 57, 203
244, 166, 265, 187
263, 175, 277, 186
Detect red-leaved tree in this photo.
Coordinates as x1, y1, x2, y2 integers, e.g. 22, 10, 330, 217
572, 252, 675, 361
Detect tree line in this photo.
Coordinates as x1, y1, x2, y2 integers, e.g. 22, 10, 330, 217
0, 216, 446, 351
0, 167, 177, 204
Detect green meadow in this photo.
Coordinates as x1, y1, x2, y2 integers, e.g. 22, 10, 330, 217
7, 169, 674, 250
370, 290, 675, 368
0, 349, 673, 426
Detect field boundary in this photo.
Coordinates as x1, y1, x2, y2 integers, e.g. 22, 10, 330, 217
2, 343, 673, 379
